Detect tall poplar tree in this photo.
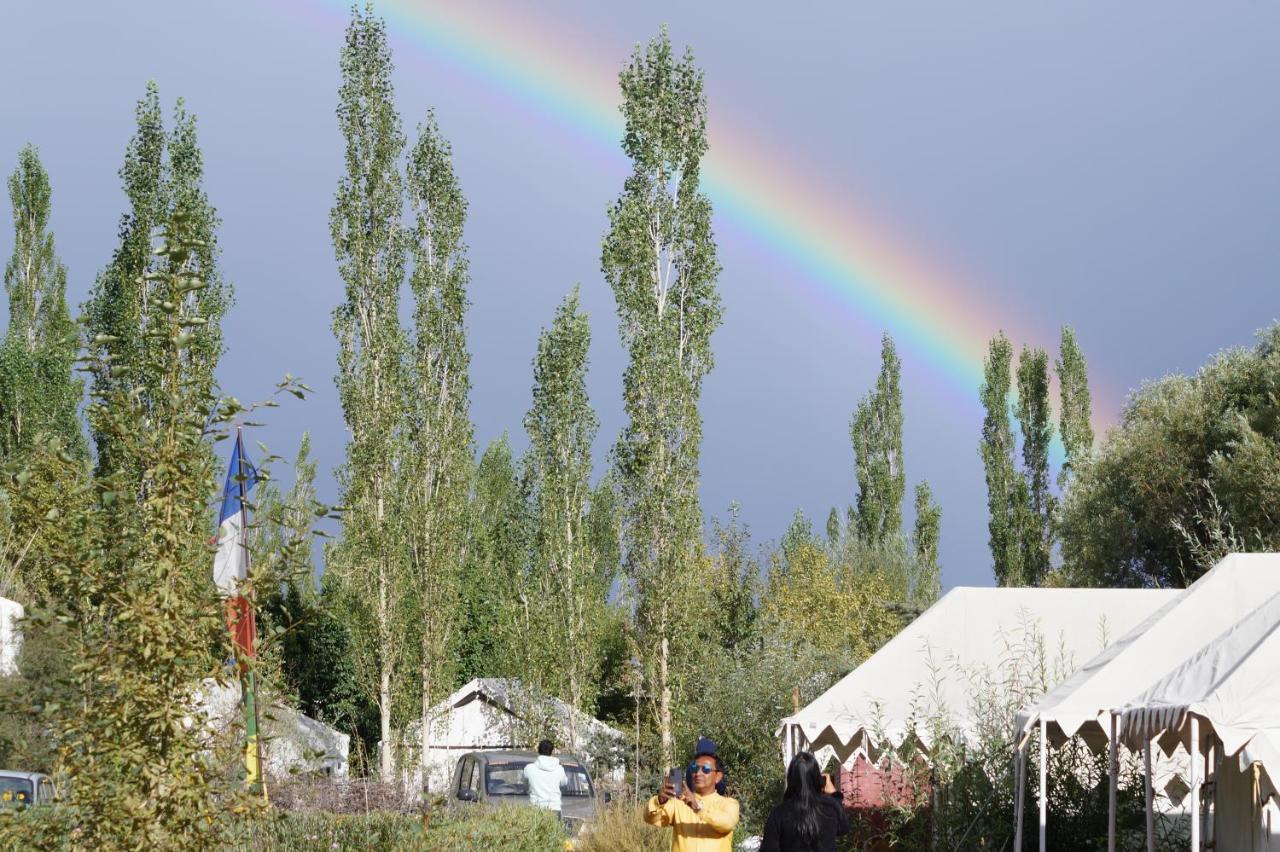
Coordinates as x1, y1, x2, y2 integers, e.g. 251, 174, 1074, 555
84, 84, 229, 481
402, 110, 474, 785
980, 333, 1022, 585
524, 288, 610, 742
83, 88, 227, 481
1056, 326, 1094, 488
911, 481, 942, 605
0, 146, 83, 461
327, 7, 408, 780
1016, 346, 1055, 584
850, 333, 904, 543
602, 29, 723, 769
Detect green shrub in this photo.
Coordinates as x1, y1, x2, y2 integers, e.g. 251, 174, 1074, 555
235, 805, 565, 851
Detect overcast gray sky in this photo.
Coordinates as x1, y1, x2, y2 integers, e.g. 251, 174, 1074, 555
2, 1, 1277, 587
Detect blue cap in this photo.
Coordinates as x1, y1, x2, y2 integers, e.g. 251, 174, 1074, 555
695, 736, 718, 759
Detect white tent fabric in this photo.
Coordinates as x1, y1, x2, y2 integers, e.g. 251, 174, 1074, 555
1118, 588, 1280, 801
0, 597, 22, 676
779, 586, 1178, 766
1015, 554, 1280, 750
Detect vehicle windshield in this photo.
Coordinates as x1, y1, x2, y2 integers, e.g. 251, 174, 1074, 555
484, 759, 593, 798
0, 777, 33, 807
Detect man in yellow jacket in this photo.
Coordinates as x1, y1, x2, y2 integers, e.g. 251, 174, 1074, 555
645, 737, 739, 851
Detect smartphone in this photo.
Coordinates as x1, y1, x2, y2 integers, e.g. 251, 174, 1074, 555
668, 767, 684, 797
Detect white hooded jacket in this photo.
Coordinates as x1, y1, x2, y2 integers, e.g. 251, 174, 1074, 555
523, 754, 567, 811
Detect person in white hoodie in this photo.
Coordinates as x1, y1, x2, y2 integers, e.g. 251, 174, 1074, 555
523, 738, 567, 816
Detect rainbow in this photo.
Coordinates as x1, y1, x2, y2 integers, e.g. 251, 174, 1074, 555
294, 0, 1112, 428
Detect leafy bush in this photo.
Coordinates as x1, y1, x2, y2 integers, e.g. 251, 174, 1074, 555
237, 805, 566, 851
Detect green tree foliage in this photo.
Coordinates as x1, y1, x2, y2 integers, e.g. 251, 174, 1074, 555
1062, 325, 1280, 587
602, 28, 723, 769
708, 504, 758, 652
215, 433, 362, 772
911, 481, 942, 605
4, 218, 244, 847
851, 333, 905, 544
326, 6, 409, 780
458, 435, 527, 683
1015, 346, 1055, 585
83, 84, 230, 481
522, 288, 612, 742
401, 110, 475, 780
0, 146, 83, 463
0, 617, 72, 774
1056, 326, 1094, 488
980, 333, 1024, 585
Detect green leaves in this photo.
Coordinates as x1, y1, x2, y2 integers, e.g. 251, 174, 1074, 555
0, 146, 85, 464
851, 333, 905, 545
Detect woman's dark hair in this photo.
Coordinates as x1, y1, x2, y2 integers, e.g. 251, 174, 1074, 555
781, 751, 825, 846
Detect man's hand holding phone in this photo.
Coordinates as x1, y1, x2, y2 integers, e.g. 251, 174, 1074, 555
658, 768, 683, 804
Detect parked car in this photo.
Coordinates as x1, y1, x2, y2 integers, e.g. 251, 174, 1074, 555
0, 771, 56, 808
450, 750, 608, 836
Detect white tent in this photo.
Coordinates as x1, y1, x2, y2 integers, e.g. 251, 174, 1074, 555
0, 597, 22, 675
401, 678, 627, 794
1012, 555, 1280, 849
1117, 588, 1280, 852
198, 680, 350, 780
778, 586, 1178, 769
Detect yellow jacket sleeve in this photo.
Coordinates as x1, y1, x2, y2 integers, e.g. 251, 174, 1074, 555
644, 795, 677, 827
698, 794, 740, 835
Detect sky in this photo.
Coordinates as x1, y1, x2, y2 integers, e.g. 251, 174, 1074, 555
1, 1, 1277, 588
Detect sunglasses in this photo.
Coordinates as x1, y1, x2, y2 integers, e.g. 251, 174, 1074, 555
688, 762, 718, 775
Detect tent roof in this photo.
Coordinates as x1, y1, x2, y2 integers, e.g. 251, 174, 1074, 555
1016, 554, 1280, 747
781, 586, 1177, 759
416, 677, 625, 743
1117, 586, 1280, 797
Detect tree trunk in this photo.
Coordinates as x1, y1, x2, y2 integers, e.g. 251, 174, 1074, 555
420, 650, 431, 794
379, 666, 393, 779
659, 634, 672, 770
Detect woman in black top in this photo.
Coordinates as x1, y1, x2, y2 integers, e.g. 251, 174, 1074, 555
761, 751, 851, 852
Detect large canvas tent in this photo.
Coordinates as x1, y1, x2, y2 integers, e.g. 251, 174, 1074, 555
1117, 585, 1280, 851
401, 678, 627, 794
1012, 554, 1280, 849
778, 587, 1178, 769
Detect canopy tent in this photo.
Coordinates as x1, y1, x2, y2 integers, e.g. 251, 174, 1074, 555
1015, 554, 1280, 754
1116, 588, 1280, 851
778, 586, 1178, 769
1011, 555, 1280, 852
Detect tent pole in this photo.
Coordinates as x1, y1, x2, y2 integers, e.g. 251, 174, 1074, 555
1206, 738, 1215, 848
1109, 712, 1118, 852
1190, 715, 1200, 852
1014, 740, 1025, 850
1039, 718, 1048, 852
1144, 738, 1155, 852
